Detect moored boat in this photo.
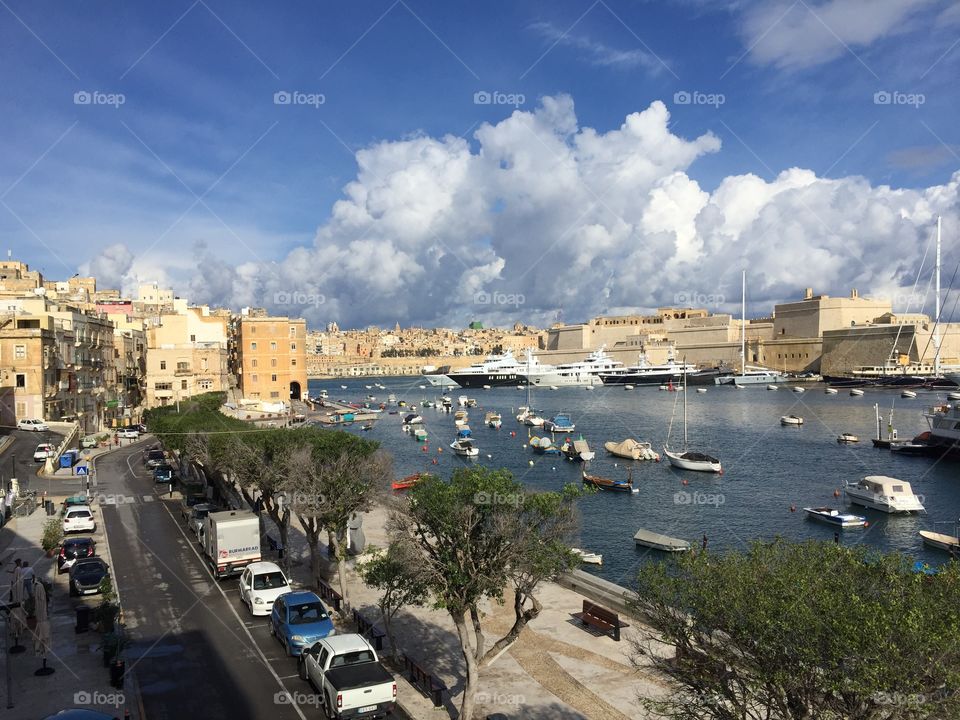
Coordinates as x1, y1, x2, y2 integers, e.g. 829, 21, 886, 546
571, 548, 602, 565
560, 438, 595, 462
780, 415, 804, 426
604, 439, 659, 461
543, 412, 576, 433
919, 530, 960, 553
836, 433, 859, 443
485, 411, 502, 429
803, 507, 867, 528
844, 475, 925, 513
392, 472, 427, 491
633, 528, 690, 552
901, 390, 918, 399
450, 436, 479, 457
850, 388, 865, 397
581, 468, 637, 493
529, 436, 561, 455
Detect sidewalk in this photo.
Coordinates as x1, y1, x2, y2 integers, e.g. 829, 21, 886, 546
0, 448, 144, 720
256, 501, 666, 719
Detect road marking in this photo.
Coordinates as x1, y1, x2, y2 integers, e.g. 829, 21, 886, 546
142, 495, 154, 502
154, 493, 309, 720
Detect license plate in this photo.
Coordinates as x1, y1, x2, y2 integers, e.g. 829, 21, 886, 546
358, 706, 377, 713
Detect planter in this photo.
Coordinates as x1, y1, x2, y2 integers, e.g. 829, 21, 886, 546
46, 548, 56, 558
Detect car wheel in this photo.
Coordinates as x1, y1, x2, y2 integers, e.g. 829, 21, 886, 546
269, 620, 276, 637
323, 693, 335, 720
69, 584, 77, 597
298, 656, 308, 681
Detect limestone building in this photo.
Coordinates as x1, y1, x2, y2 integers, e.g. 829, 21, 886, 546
232, 313, 308, 403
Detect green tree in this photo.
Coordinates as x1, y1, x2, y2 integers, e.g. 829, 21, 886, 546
632, 539, 960, 720
389, 467, 580, 720
357, 542, 430, 664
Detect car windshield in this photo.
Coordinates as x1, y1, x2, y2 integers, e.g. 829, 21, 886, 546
253, 571, 287, 591
148, 451, 164, 459
288, 601, 327, 624
74, 563, 105, 580
329, 650, 375, 668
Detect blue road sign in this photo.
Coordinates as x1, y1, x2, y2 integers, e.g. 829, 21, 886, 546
76, 466, 89, 476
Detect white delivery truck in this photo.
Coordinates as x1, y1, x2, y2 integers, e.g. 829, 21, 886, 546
201, 509, 261, 579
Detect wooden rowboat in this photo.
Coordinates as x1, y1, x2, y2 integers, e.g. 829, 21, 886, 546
391, 472, 427, 491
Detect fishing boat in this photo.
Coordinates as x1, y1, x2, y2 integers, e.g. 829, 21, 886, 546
458, 396, 468, 407
560, 438, 595, 462
664, 363, 722, 473
844, 475, 925, 513
919, 530, 960, 553
571, 548, 602, 565
413, 427, 428, 442
454, 410, 469, 427
543, 412, 576, 433
485, 411, 502, 429
836, 433, 860, 443
391, 472, 427, 491
803, 507, 867, 528
780, 415, 804, 426
633, 528, 690, 552
581, 468, 637, 493
604, 439, 659, 461
401, 413, 423, 426
450, 430, 479, 458
529, 436, 560, 455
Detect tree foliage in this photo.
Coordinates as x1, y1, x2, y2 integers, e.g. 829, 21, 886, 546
632, 539, 960, 720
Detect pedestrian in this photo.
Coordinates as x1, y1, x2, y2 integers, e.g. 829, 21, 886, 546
114, 434, 119, 448
20, 560, 35, 601
7, 558, 21, 601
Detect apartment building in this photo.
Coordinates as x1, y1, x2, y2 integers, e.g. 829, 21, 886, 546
232, 314, 307, 402
145, 305, 231, 408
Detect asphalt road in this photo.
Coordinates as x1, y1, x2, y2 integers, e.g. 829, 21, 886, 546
3, 427, 72, 492
96, 442, 317, 720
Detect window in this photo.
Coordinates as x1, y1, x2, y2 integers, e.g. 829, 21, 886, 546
250, 373, 259, 383
271, 374, 277, 382
290, 325, 297, 338
199, 379, 213, 390
251, 359, 258, 368
290, 342, 296, 351
271, 358, 277, 367
270, 391, 279, 398
291, 359, 297, 366
155, 382, 172, 390
14, 345, 25, 360
181, 380, 187, 390
190, 334, 196, 342
251, 342, 257, 351
16, 374, 25, 388
160, 361, 166, 370
270, 341, 277, 351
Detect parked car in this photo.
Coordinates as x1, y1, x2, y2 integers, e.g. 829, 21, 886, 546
133, 423, 148, 434
61, 495, 89, 514
270, 591, 336, 656
298, 634, 396, 719
80, 435, 101, 449
153, 463, 179, 483
188, 503, 218, 536
17, 418, 49, 432
57, 537, 96, 573
62, 506, 96, 534
239, 562, 290, 616
33, 443, 56, 462
68, 558, 109, 596
116, 427, 139, 439
178, 488, 208, 520
144, 449, 166, 468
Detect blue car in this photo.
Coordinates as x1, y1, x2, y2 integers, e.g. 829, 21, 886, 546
270, 590, 336, 656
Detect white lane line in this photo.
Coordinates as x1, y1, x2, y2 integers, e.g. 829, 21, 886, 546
154, 490, 309, 720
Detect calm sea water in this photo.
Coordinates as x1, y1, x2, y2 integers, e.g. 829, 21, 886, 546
308, 377, 960, 587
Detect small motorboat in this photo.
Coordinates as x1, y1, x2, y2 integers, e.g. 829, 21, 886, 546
624, 384, 635, 390
482, 384, 491, 390
825, 387, 838, 395
340, 384, 348, 389
919, 530, 960, 553
523, 413, 545, 427
529, 436, 560, 455
450, 434, 479, 458
581, 468, 637, 493
604, 439, 659, 461
402, 413, 423, 426
901, 390, 917, 399
392, 472, 427, 491
696, 388, 707, 394
454, 410, 469, 427
361, 423, 375, 431
948, 391, 960, 401
844, 475, 925, 513
792, 386, 805, 393
571, 548, 602, 565
485, 411, 502, 429
584, 385, 594, 390
466, 398, 478, 407
850, 389, 865, 397
780, 415, 804, 426
413, 427, 428, 442
388, 394, 397, 403
837, 433, 859, 444
767, 385, 779, 391
543, 413, 576, 433
804, 507, 867, 528
458, 396, 469, 407
560, 438, 595, 462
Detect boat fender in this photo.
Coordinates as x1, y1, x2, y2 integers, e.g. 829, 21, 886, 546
421, 446, 427, 451
790, 505, 796, 512
437, 447, 443, 453
522, 444, 527, 449
863, 521, 869, 528
432, 458, 438, 465
719, 470, 723, 476
682, 479, 689, 486
833, 489, 840, 498
528, 460, 535, 466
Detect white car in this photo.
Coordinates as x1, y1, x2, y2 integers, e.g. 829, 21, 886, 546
238, 562, 291, 616
17, 418, 49, 432
116, 427, 140, 439
33, 443, 56, 462
62, 506, 96, 534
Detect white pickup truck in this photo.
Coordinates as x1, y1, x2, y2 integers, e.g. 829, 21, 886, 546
297, 634, 396, 719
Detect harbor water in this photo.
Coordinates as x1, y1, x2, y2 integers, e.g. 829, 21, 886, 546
308, 378, 959, 587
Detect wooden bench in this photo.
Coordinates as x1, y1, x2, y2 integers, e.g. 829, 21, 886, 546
573, 599, 628, 641
352, 608, 386, 651
316, 578, 342, 612
403, 654, 446, 708
265, 534, 284, 558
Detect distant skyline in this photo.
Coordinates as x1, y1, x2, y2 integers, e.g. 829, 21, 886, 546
2, 1, 958, 328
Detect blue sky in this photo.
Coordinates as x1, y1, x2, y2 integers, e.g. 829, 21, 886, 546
2, 0, 958, 326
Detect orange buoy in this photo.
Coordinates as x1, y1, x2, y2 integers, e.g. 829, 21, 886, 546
432, 458, 438, 465
421, 445, 428, 451
789, 504, 796, 512
437, 447, 443, 453
833, 489, 840, 498
864, 521, 869, 528
681, 479, 689, 486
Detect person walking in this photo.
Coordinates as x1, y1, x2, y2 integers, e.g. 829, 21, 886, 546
7, 558, 22, 601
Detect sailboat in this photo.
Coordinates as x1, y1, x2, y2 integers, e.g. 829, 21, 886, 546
716, 271, 788, 386
664, 363, 722, 473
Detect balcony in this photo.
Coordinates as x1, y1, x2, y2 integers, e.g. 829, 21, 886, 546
175, 365, 192, 376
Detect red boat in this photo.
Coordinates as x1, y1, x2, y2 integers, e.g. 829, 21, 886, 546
391, 472, 426, 491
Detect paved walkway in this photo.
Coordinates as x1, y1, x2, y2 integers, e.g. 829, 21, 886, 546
259, 500, 669, 719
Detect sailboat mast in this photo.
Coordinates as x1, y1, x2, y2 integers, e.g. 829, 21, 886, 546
935, 215, 942, 377
682, 365, 688, 449
741, 269, 746, 376
874, 403, 881, 441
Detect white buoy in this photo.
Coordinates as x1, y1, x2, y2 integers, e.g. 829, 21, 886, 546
528, 460, 534, 466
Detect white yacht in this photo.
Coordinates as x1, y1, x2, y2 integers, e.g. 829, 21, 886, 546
521, 346, 624, 387
599, 348, 698, 386
924, 401, 960, 457
843, 475, 925, 514
716, 366, 789, 386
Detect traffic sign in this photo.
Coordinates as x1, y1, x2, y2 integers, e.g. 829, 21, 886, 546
76, 466, 89, 476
